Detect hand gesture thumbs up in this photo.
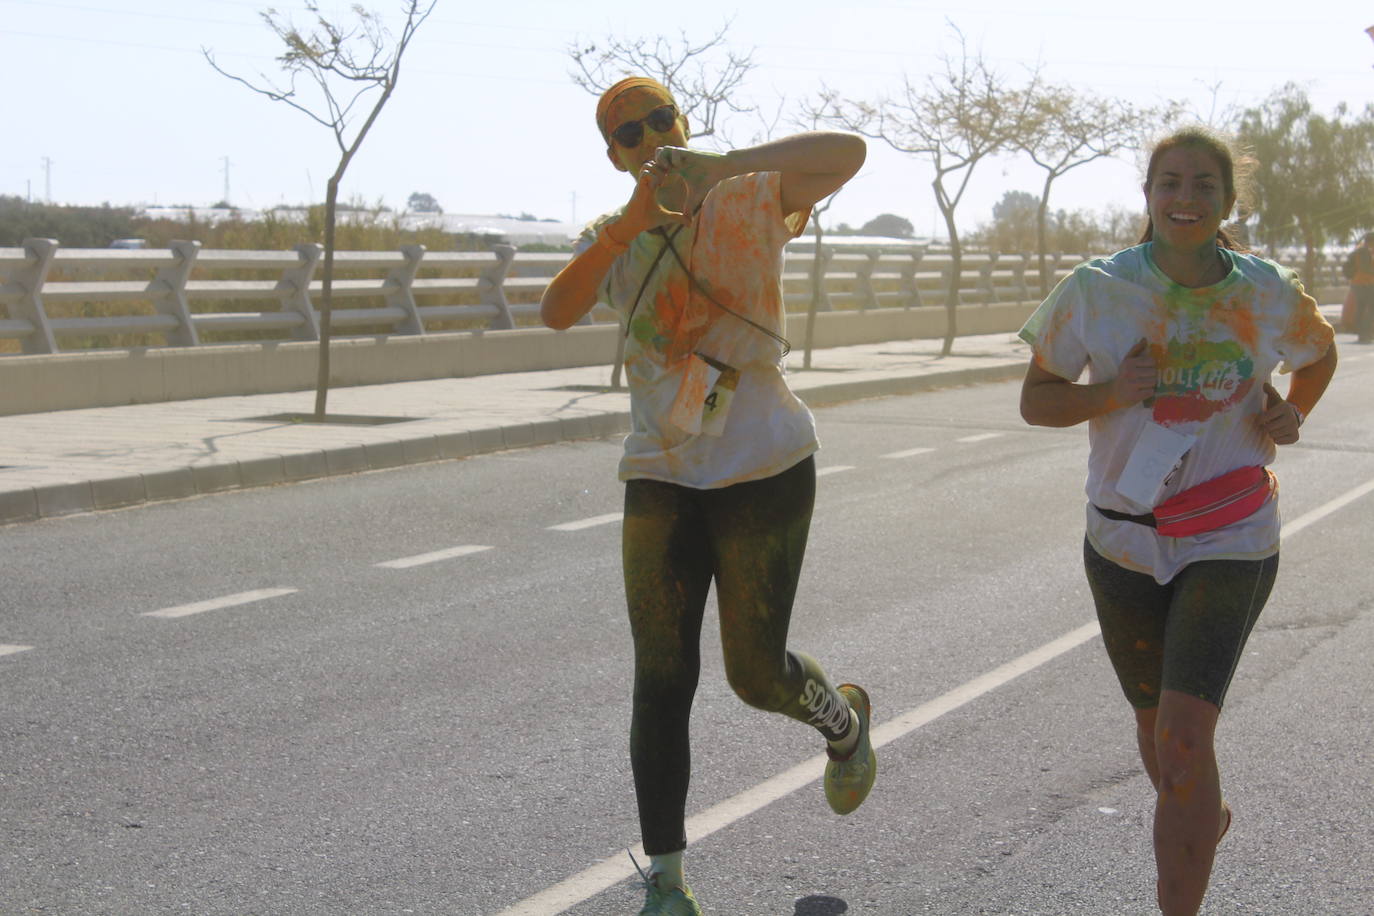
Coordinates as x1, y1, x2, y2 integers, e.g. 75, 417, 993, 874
1260, 381, 1301, 445
1111, 338, 1157, 408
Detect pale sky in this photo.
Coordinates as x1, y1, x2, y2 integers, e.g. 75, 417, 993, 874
3, 0, 1371, 238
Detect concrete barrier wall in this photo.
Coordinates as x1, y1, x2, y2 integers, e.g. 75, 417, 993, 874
3, 287, 1349, 416
0, 227, 1346, 418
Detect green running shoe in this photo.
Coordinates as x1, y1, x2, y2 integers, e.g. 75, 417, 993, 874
636, 877, 702, 916
824, 683, 876, 815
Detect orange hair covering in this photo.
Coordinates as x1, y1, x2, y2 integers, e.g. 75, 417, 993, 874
595, 76, 674, 143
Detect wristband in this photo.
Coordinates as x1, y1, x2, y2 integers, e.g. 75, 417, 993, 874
596, 223, 629, 255
1290, 402, 1305, 427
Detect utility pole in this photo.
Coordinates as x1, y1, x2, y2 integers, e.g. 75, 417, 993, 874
221, 156, 231, 206
42, 157, 52, 202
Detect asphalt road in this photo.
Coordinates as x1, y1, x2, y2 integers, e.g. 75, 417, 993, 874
4, 351, 1374, 916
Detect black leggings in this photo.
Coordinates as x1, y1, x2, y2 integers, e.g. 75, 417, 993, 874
1084, 538, 1278, 710
623, 456, 850, 855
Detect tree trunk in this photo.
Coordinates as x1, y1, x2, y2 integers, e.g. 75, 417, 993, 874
804, 221, 824, 370
941, 204, 960, 357
1301, 220, 1318, 292
1037, 174, 1053, 299
313, 177, 339, 421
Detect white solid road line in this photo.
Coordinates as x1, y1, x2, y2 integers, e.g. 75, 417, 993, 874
880, 447, 937, 460
0, 644, 34, 657
956, 433, 1004, 443
1281, 477, 1374, 541
493, 621, 1102, 916
142, 588, 299, 619
374, 545, 493, 569
816, 465, 856, 477
547, 512, 622, 532
496, 477, 1374, 915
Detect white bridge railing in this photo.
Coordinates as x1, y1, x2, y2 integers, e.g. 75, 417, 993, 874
0, 237, 1345, 356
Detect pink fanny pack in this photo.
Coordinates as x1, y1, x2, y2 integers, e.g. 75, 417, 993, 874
1098, 465, 1276, 537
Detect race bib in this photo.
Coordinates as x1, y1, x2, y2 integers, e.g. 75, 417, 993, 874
699, 357, 739, 437
1116, 420, 1195, 508
668, 354, 721, 435
666, 352, 738, 436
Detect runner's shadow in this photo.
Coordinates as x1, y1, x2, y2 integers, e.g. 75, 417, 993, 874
793, 895, 847, 915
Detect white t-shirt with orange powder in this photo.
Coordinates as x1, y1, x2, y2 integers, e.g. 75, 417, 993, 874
577, 171, 816, 488
1019, 243, 1334, 583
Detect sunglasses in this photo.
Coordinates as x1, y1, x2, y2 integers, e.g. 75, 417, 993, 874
609, 105, 678, 149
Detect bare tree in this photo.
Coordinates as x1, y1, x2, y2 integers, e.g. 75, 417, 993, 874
800, 190, 843, 370
568, 21, 756, 142
810, 29, 1038, 355
205, 0, 435, 420
1019, 85, 1144, 296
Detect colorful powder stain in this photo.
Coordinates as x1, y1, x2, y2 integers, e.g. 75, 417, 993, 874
1152, 338, 1254, 424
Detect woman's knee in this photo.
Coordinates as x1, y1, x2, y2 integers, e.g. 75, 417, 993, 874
723, 658, 790, 711
1153, 696, 1219, 790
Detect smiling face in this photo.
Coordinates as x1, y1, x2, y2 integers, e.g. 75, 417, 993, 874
601, 86, 689, 174
1144, 145, 1237, 252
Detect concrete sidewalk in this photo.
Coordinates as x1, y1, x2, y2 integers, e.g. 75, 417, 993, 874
0, 333, 1033, 525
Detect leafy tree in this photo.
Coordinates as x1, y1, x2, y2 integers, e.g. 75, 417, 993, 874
811, 28, 1039, 354
970, 195, 1141, 261
407, 191, 442, 213
978, 190, 1040, 252
1018, 84, 1145, 295
1237, 84, 1374, 285
858, 213, 915, 238
205, 0, 436, 420
568, 21, 755, 141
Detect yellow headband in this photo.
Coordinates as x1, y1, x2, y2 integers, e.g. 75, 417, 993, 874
596, 76, 674, 142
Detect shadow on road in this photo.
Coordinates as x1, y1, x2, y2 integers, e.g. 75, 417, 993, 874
793, 894, 848, 915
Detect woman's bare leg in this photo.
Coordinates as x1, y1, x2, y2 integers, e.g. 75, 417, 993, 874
1148, 690, 1222, 916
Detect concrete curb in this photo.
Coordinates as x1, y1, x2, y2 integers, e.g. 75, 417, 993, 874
797, 362, 1026, 407
3, 416, 638, 527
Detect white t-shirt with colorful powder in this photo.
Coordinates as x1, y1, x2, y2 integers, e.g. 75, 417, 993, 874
1018, 243, 1334, 583
577, 171, 817, 488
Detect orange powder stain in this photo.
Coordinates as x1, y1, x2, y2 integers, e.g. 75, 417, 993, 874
1209, 294, 1261, 351
654, 273, 707, 365
1284, 291, 1335, 352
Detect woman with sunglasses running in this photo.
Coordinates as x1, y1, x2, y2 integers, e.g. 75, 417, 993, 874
542, 76, 875, 915
1019, 126, 1336, 916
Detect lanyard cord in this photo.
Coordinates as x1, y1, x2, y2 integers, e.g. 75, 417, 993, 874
621, 226, 681, 339
660, 231, 792, 358
619, 223, 792, 358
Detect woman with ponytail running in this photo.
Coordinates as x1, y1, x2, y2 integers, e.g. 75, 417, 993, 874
1018, 126, 1336, 915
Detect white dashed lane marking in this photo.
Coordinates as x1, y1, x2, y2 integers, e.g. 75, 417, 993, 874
816, 465, 855, 477
880, 447, 936, 460
142, 588, 299, 619
0, 644, 34, 657
956, 433, 1004, 443
547, 512, 622, 532
375, 545, 493, 569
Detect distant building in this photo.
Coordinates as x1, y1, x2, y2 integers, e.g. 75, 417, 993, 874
136, 206, 580, 248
